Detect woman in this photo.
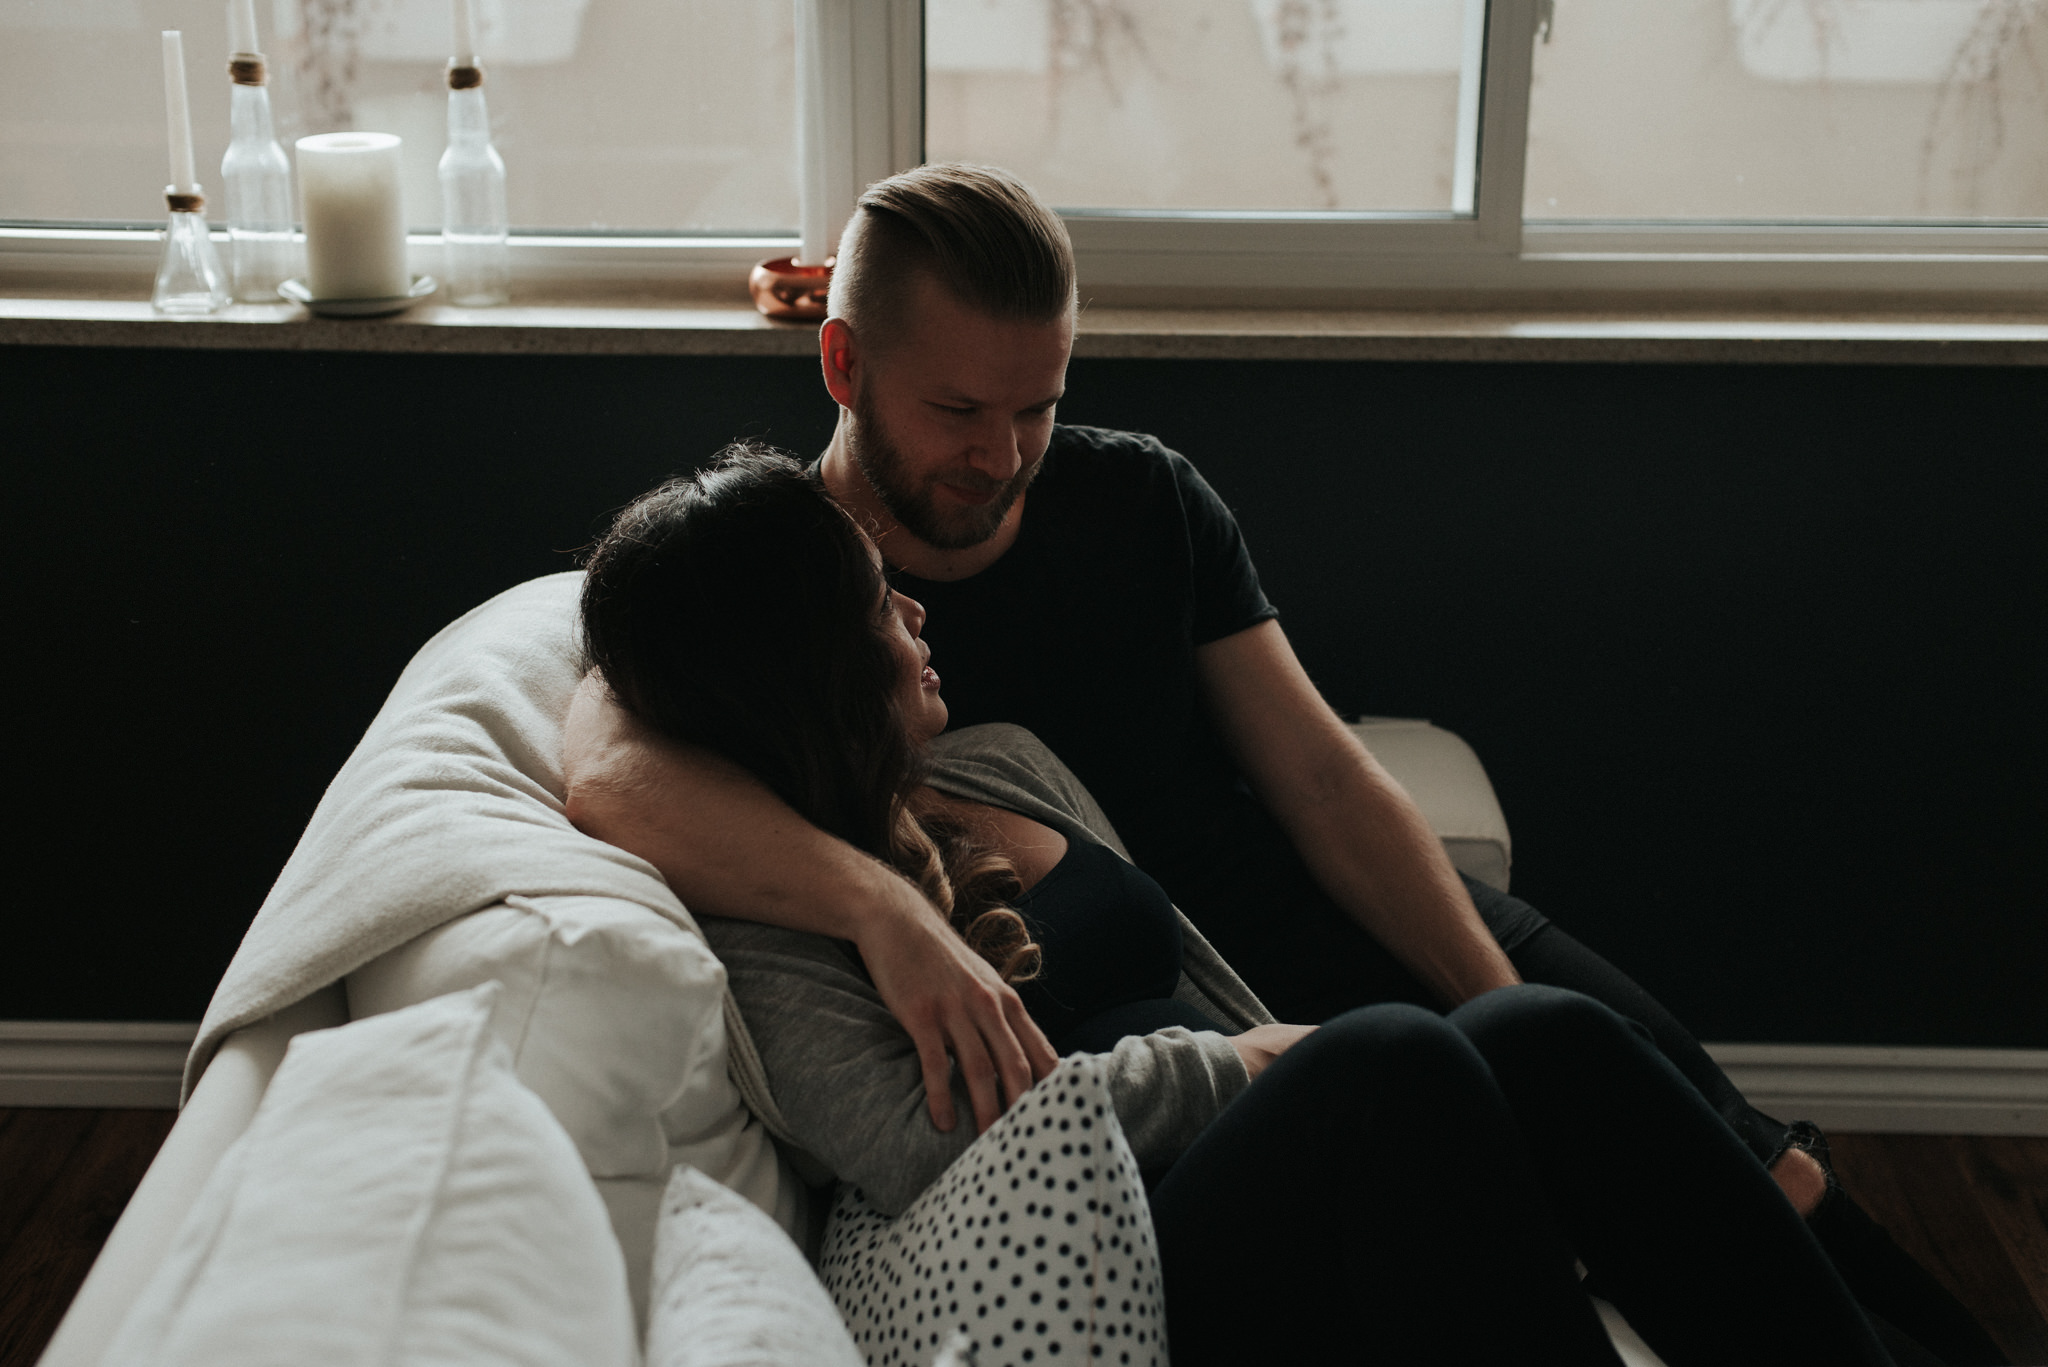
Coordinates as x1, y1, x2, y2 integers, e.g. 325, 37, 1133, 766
572, 445, 1905, 1367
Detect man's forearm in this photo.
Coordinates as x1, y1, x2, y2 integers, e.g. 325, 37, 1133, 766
561, 673, 918, 940
581, 767, 906, 934
1194, 623, 1518, 1007
1277, 746, 1520, 1006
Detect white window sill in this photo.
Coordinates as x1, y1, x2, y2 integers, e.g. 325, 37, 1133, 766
7, 284, 2048, 365
8, 220, 2048, 363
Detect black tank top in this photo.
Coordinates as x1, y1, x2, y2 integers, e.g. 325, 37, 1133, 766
1008, 839, 1185, 1049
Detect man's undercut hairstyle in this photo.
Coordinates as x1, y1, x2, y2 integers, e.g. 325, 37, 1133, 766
830, 162, 1075, 350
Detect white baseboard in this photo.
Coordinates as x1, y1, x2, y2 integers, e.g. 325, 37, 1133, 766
1705, 1043, 2048, 1136
3, 1022, 2045, 1132
0, 1021, 197, 1108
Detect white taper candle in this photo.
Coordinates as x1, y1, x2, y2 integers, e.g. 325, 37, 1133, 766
297, 132, 409, 299
796, 0, 827, 266
228, 0, 259, 56
161, 31, 198, 194
451, 0, 478, 65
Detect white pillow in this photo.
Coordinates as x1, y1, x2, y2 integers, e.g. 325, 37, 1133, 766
100, 982, 636, 1367
349, 892, 731, 1177
817, 1054, 1167, 1367
646, 1165, 864, 1367
347, 894, 800, 1253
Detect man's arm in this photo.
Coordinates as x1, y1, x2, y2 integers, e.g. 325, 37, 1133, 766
560, 674, 1059, 1134
1194, 620, 1521, 1006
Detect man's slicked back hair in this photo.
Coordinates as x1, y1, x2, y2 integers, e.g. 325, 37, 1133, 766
829, 162, 1075, 350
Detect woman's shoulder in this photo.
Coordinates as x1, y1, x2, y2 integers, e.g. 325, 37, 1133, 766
697, 913, 865, 978
926, 724, 1130, 859
928, 721, 1058, 767
927, 723, 1080, 799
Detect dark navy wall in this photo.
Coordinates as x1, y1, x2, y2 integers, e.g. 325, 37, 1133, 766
5, 344, 2042, 1046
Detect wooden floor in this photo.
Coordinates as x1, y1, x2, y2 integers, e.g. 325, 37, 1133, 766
1829, 1134, 2048, 1364
0, 1109, 177, 1367
0, 1109, 2042, 1366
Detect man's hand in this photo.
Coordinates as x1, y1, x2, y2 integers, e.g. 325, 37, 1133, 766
857, 902, 1060, 1134
563, 673, 1057, 1135
1230, 1023, 1318, 1082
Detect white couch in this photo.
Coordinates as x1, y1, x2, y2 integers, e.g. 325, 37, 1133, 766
39, 574, 1666, 1367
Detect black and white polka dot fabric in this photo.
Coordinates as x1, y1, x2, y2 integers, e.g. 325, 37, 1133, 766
817, 1054, 1168, 1367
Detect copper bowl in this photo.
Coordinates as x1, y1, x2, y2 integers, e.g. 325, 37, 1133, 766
749, 255, 834, 321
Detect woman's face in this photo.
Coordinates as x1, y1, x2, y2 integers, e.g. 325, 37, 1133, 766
875, 563, 948, 744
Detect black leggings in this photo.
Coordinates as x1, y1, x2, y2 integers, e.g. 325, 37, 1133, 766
1504, 905, 1791, 1164
1159, 815, 1794, 1168
1146, 986, 1893, 1367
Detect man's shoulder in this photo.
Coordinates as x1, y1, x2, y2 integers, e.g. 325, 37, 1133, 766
1043, 425, 1201, 497
1050, 423, 1184, 464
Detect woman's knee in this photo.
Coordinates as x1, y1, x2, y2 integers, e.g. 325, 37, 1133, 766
1454, 983, 1653, 1072
1281, 1002, 1495, 1102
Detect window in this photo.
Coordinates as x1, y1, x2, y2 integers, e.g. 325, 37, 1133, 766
1527, 0, 2048, 220
2, 0, 796, 230
925, 0, 1485, 214
5, 0, 2045, 300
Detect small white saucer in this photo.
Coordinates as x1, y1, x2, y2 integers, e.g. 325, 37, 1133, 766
279, 275, 437, 318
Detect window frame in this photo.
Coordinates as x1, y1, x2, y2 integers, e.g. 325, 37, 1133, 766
7, 0, 2048, 304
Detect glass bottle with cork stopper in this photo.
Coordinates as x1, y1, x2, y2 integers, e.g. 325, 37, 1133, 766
439, 0, 510, 307
221, 0, 295, 303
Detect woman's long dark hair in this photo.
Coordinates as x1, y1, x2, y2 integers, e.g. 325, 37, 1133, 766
580, 443, 1040, 982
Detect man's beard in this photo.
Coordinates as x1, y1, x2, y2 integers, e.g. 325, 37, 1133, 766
849, 386, 1038, 552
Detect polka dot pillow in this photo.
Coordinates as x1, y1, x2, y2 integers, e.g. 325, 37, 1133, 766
817, 1054, 1168, 1367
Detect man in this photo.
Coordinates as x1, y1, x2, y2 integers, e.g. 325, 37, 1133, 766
566, 164, 2001, 1364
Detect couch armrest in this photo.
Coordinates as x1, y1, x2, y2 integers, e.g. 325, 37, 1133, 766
36, 982, 349, 1367
1348, 718, 1513, 893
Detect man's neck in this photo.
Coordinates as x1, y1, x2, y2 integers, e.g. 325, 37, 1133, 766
818, 427, 1026, 583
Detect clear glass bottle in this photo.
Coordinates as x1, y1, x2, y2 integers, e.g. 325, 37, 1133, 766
438, 65, 510, 306
221, 55, 296, 303
152, 188, 231, 314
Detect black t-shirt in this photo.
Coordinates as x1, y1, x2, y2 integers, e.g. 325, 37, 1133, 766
892, 426, 1278, 876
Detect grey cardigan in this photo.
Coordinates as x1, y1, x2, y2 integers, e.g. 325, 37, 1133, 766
706, 723, 1278, 1216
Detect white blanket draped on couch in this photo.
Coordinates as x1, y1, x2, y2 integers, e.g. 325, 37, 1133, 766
160, 572, 801, 1318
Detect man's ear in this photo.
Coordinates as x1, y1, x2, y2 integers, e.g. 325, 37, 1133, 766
820, 317, 859, 409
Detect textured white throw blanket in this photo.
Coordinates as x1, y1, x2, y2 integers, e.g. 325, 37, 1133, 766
185, 572, 725, 1101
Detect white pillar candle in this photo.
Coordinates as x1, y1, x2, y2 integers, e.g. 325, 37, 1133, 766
227, 0, 259, 56
451, 0, 478, 64
161, 31, 198, 194
296, 132, 410, 299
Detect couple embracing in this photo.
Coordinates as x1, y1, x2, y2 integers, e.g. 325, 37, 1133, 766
561, 164, 1997, 1367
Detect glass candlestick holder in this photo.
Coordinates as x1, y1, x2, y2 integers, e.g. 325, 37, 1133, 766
152, 188, 231, 314
439, 64, 510, 307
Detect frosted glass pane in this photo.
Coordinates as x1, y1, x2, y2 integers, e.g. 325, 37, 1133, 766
0, 0, 796, 231
926, 0, 1482, 213
1525, 0, 2048, 220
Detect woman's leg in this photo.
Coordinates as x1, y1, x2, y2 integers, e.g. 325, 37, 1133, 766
1167, 807, 1996, 1360
1170, 824, 1793, 1167
1476, 894, 1789, 1162
1149, 1004, 1624, 1367
1450, 985, 1895, 1367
